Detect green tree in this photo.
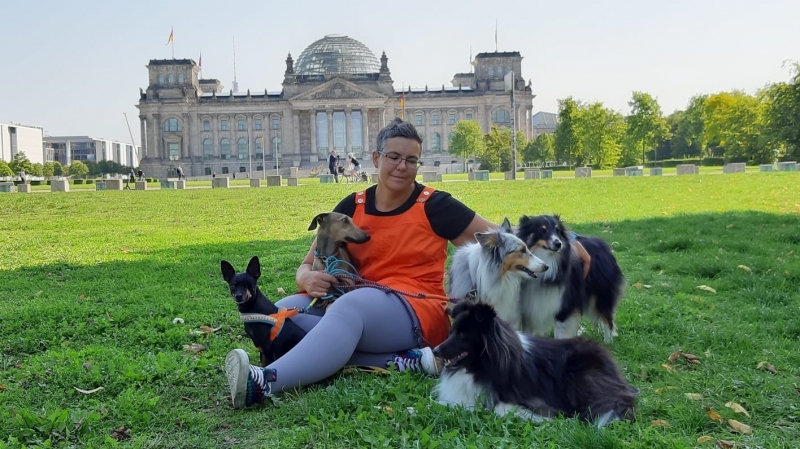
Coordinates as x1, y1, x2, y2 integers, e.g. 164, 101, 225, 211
53, 161, 63, 176
8, 152, 34, 175
448, 120, 485, 169
671, 95, 707, 159
525, 133, 555, 163
28, 163, 44, 177
480, 126, 512, 172
703, 91, 768, 162
554, 97, 582, 167
577, 102, 626, 168
70, 161, 89, 178
0, 160, 13, 177
626, 92, 670, 165
763, 64, 800, 160
43, 162, 55, 177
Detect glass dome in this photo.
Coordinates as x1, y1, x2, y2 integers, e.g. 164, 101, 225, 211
295, 35, 380, 76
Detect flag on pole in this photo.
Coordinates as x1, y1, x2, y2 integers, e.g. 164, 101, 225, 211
198, 52, 202, 69
166, 27, 174, 45
495, 20, 498, 52
400, 83, 405, 120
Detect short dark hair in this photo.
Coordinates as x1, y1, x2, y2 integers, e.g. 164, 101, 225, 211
376, 118, 423, 154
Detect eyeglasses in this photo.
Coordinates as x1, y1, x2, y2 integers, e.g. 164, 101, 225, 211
379, 151, 422, 169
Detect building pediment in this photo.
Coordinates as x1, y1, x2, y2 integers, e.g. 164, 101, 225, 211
290, 78, 386, 102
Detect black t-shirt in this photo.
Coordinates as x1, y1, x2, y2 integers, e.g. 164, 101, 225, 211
332, 183, 476, 241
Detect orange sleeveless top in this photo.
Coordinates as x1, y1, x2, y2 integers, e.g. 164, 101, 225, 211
346, 186, 451, 347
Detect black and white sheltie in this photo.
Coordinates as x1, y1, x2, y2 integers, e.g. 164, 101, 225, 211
433, 301, 637, 427
516, 215, 625, 342
448, 218, 549, 330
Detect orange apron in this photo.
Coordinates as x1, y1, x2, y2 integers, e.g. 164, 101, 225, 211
347, 187, 451, 347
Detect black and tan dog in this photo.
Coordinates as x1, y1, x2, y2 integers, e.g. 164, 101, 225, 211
307, 212, 370, 305
221, 256, 306, 367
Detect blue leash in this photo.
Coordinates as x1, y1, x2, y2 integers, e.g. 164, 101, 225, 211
306, 252, 361, 312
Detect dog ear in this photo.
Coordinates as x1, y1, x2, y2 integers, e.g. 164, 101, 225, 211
246, 256, 261, 280
220, 260, 236, 283
500, 217, 513, 233
449, 301, 471, 319
475, 230, 498, 249
308, 213, 328, 231
518, 215, 529, 225
473, 302, 497, 323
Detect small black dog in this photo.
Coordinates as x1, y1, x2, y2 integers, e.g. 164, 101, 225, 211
220, 256, 306, 367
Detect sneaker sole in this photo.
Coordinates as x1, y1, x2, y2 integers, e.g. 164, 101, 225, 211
225, 349, 250, 409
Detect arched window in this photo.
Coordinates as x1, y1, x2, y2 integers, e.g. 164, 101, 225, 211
168, 73, 175, 84
488, 66, 494, 77
203, 138, 213, 160
237, 138, 248, 160
254, 138, 263, 158
271, 137, 282, 157
431, 132, 441, 154
178, 73, 184, 84
448, 131, 456, 147
158, 74, 165, 84
220, 139, 231, 159
271, 116, 281, 130
492, 109, 511, 124
164, 117, 182, 132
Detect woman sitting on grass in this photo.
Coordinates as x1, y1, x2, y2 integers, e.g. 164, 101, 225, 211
225, 118, 591, 409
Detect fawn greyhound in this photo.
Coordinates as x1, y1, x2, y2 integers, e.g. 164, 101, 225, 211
307, 212, 370, 305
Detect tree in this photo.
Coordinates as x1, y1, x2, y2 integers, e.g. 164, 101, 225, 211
70, 161, 89, 178
703, 91, 768, 162
53, 161, 63, 176
577, 102, 625, 168
626, 92, 670, 165
28, 163, 43, 177
671, 95, 707, 159
481, 126, 512, 172
525, 133, 555, 164
763, 64, 800, 160
43, 162, 55, 177
448, 120, 485, 169
8, 152, 34, 175
0, 160, 12, 177
554, 97, 583, 167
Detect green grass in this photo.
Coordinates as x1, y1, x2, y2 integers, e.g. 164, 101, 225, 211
1, 173, 799, 448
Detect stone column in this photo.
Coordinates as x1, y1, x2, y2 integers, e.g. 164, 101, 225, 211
345, 108, 352, 154
182, 113, 190, 159
139, 116, 147, 159
212, 115, 220, 158
292, 110, 300, 156
362, 108, 370, 154
327, 109, 334, 152
152, 113, 161, 158
310, 110, 317, 155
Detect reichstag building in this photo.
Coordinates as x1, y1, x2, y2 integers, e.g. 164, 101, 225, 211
136, 34, 535, 177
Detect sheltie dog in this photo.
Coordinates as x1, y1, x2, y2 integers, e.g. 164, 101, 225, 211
516, 215, 625, 342
448, 218, 549, 330
433, 301, 637, 427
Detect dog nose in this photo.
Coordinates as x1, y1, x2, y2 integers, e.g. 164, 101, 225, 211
432, 346, 442, 358
234, 293, 244, 301
364, 234, 371, 241
541, 264, 549, 272
553, 240, 562, 250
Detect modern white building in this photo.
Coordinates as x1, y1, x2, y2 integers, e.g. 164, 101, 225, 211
43, 136, 140, 167
0, 122, 47, 164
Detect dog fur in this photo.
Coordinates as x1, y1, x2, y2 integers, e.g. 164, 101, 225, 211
221, 256, 306, 367
308, 211, 370, 276
433, 301, 637, 427
516, 215, 625, 342
447, 218, 548, 330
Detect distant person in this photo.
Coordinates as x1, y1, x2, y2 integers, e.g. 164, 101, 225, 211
176, 166, 184, 180
137, 169, 144, 181
19, 170, 26, 183
126, 169, 135, 189
328, 150, 339, 183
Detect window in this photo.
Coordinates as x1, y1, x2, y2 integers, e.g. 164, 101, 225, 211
432, 114, 440, 125
168, 73, 175, 84
220, 139, 231, 159
255, 119, 262, 130
203, 120, 210, 131
316, 112, 328, 153
431, 133, 441, 154
415, 114, 423, 126
272, 137, 282, 156
221, 119, 229, 131
350, 110, 363, 151
333, 111, 346, 152
257, 165, 263, 171
237, 138, 248, 159
488, 66, 494, 77
492, 109, 510, 124
272, 117, 280, 130
239, 166, 246, 173
164, 117, 182, 132
254, 138, 263, 159
203, 138, 213, 160
205, 167, 212, 175
178, 73, 184, 84
449, 113, 456, 125
158, 74, 164, 84
237, 119, 246, 131
168, 143, 180, 160
466, 112, 474, 120
222, 166, 229, 174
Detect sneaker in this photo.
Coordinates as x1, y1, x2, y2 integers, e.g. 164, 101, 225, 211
390, 347, 443, 376
225, 349, 251, 409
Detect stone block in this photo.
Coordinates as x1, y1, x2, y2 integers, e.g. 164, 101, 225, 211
625, 166, 643, 176
524, 169, 541, 179
0, 183, 15, 193
319, 174, 335, 184
95, 182, 106, 190
676, 164, 698, 175
575, 167, 592, 178
106, 179, 124, 190
777, 161, 797, 171
176, 180, 186, 189
287, 177, 299, 186
613, 168, 626, 176
650, 167, 663, 176
250, 178, 261, 187
723, 163, 746, 173
370, 173, 379, 183
135, 180, 148, 190
760, 164, 774, 172
422, 171, 440, 182
266, 175, 282, 187
18, 184, 32, 193
212, 177, 230, 188
472, 170, 489, 181
51, 179, 69, 192
541, 170, 553, 179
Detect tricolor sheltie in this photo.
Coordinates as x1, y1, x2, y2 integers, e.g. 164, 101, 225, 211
516, 215, 625, 342
448, 218, 549, 330
433, 301, 637, 427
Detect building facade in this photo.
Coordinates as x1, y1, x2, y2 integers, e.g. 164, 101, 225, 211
44, 136, 139, 167
136, 34, 536, 178
0, 122, 47, 165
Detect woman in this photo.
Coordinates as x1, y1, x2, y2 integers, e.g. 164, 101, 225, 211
347, 154, 361, 180
225, 118, 496, 408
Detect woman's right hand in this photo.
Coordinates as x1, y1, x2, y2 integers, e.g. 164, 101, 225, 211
299, 269, 339, 298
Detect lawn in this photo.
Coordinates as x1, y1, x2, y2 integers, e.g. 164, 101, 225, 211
1, 173, 799, 448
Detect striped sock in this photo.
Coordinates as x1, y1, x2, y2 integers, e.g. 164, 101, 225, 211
246, 366, 276, 406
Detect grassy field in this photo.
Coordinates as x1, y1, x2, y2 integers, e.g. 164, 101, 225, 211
1, 173, 799, 448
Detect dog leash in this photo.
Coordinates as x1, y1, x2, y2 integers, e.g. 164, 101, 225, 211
306, 252, 361, 311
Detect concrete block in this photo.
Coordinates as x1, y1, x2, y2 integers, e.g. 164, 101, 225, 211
51, 179, 69, 192
575, 167, 592, 178
266, 175, 282, 187
287, 177, 299, 186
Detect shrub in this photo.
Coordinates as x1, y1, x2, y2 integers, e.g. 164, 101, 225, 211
86, 179, 95, 185
30, 180, 42, 186
73, 179, 84, 185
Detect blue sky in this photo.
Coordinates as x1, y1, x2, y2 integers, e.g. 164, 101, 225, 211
1, 0, 798, 143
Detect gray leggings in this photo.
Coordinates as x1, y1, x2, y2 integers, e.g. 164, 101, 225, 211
267, 288, 418, 393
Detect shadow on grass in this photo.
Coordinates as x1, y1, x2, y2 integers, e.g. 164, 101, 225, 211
1, 211, 799, 447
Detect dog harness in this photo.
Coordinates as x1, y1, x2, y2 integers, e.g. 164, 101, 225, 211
239, 307, 300, 342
